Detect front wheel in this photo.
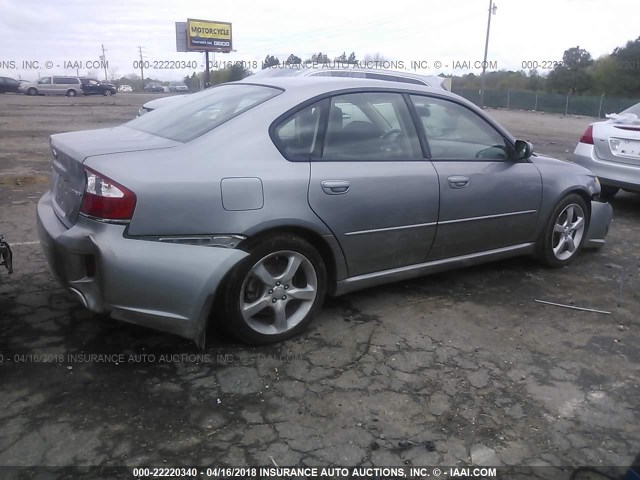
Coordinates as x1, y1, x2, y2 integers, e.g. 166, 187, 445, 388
221, 234, 327, 344
537, 194, 589, 267
103, 90, 112, 96
66, 89, 77, 97
27, 88, 37, 96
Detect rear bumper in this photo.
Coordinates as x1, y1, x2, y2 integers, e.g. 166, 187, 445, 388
37, 192, 247, 345
574, 143, 640, 192
584, 200, 613, 249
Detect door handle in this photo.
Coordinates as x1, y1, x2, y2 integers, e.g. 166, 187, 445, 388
321, 180, 350, 195
448, 176, 469, 189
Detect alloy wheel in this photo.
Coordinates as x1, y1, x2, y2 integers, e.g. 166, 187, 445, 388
240, 250, 318, 335
552, 203, 586, 260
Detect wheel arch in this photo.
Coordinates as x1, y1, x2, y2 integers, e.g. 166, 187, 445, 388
202, 223, 347, 342
238, 224, 346, 294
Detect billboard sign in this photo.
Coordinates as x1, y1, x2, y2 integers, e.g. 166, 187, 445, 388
186, 19, 232, 52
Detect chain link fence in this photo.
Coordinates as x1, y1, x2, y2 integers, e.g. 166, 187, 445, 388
452, 88, 640, 118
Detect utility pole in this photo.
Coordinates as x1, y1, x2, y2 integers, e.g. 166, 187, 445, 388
101, 44, 108, 82
479, 0, 497, 109
138, 46, 145, 91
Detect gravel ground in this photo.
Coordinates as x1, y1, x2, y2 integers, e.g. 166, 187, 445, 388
0, 93, 638, 479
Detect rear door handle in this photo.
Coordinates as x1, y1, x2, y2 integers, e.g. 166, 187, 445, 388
448, 176, 469, 189
321, 180, 350, 195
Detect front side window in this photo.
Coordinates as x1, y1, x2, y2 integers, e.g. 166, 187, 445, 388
127, 84, 281, 142
38, 77, 51, 84
410, 95, 510, 160
322, 92, 421, 161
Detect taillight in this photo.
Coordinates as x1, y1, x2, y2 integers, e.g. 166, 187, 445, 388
79, 168, 136, 221
579, 125, 594, 145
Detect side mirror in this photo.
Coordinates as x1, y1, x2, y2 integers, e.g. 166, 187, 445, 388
514, 140, 533, 160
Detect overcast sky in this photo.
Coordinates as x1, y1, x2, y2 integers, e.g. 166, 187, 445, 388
1, 0, 638, 82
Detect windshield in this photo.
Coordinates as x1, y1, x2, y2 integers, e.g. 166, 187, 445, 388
126, 84, 281, 142
249, 67, 306, 78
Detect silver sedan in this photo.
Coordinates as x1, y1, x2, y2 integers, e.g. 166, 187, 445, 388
574, 102, 640, 199
37, 77, 612, 345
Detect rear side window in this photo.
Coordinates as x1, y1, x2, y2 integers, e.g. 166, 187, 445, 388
54, 77, 78, 84
127, 84, 281, 143
273, 102, 324, 160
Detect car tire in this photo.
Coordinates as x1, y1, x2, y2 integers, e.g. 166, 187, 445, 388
221, 234, 327, 344
599, 185, 619, 200
103, 90, 112, 96
27, 88, 37, 96
537, 193, 589, 268
66, 89, 77, 97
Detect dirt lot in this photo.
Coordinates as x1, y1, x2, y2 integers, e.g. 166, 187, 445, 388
0, 93, 638, 478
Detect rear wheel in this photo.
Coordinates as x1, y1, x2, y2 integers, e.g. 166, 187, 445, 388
537, 194, 589, 267
221, 234, 326, 344
599, 185, 619, 200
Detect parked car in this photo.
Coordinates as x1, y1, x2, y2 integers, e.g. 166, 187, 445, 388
0, 76, 21, 93
37, 77, 612, 346
137, 94, 188, 116
169, 84, 189, 93
118, 84, 133, 93
20, 76, 83, 96
143, 83, 164, 93
574, 102, 640, 198
249, 65, 451, 90
136, 67, 449, 116
80, 78, 117, 96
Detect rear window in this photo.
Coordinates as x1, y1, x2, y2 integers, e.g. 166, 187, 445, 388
126, 84, 281, 142
250, 67, 305, 78
365, 73, 426, 85
621, 103, 640, 116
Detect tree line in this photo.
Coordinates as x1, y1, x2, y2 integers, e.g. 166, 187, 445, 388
444, 38, 640, 98
111, 37, 639, 98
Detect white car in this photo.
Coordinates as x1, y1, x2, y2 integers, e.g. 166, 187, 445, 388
118, 85, 133, 93
136, 67, 450, 116
574, 102, 640, 198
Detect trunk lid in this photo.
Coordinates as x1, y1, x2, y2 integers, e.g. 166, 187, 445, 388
49, 126, 179, 227
594, 121, 640, 166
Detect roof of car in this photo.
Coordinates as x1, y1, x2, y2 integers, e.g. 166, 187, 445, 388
240, 76, 455, 100
249, 65, 447, 86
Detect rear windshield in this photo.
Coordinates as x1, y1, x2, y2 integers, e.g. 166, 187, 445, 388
620, 103, 640, 116
126, 84, 281, 142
